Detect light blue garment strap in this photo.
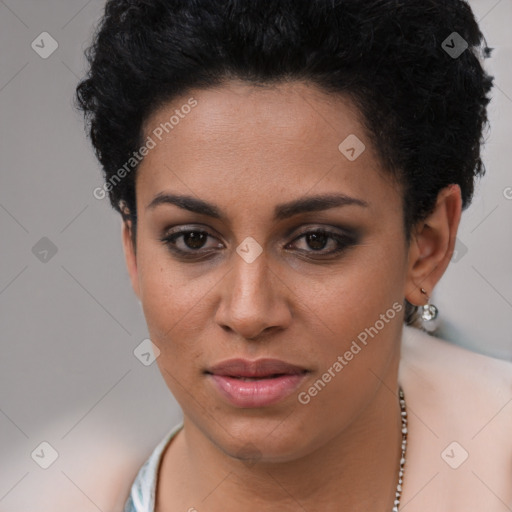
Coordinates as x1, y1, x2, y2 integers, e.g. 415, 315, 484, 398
124, 422, 184, 512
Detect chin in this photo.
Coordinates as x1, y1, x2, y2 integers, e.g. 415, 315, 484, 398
210, 414, 317, 464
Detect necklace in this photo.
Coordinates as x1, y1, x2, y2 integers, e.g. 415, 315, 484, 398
392, 386, 408, 512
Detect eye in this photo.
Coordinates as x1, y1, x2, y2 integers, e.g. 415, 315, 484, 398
286, 228, 356, 257
160, 228, 223, 257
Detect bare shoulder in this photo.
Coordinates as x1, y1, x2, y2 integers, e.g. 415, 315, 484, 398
398, 325, 512, 511
399, 324, 512, 438
400, 324, 512, 394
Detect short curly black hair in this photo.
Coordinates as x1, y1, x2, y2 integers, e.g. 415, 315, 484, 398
75, 0, 494, 325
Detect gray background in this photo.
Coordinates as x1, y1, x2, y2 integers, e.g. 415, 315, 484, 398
0, 0, 510, 510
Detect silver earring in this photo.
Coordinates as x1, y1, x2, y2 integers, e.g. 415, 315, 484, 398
419, 288, 439, 333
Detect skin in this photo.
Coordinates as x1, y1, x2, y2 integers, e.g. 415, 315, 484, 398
121, 80, 461, 511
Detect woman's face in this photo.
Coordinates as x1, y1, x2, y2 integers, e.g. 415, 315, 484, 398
125, 80, 412, 462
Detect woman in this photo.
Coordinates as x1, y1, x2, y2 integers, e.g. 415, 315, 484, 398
76, 0, 512, 510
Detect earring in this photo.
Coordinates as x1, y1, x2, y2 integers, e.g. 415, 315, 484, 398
419, 288, 439, 333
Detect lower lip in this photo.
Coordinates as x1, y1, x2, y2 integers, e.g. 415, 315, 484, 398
208, 373, 307, 408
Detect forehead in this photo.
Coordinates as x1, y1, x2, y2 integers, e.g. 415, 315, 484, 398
136, 80, 399, 216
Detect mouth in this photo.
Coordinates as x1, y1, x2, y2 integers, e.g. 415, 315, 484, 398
205, 358, 309, 407
205, 357, 308, 377
218, 374, 303, 381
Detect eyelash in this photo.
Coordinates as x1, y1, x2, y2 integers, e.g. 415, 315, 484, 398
159, 226, 356, 260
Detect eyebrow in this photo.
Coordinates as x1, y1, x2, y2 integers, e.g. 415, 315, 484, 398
146, 192, 369, 220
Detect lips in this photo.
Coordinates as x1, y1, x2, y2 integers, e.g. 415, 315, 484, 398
205, 358, 308, 378
205, 358, 309, 408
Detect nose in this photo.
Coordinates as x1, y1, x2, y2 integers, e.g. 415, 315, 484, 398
214, 250, 292, 341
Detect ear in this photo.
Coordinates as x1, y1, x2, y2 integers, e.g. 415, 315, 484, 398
404, 184, 462, 306
121, 218, 141, 300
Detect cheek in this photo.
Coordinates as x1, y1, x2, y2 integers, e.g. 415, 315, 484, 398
316, 239, 405, 323
136, 249, 233, 399
298, 235, 406, 372
140, 265, 208, 403
137, 248, 205, 354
